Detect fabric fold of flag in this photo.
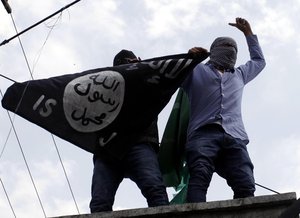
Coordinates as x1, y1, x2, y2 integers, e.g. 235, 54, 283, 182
159, 88, 190, 187
158, 88, 190, 204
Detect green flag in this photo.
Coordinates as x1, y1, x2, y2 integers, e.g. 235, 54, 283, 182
158, 88, 190, 203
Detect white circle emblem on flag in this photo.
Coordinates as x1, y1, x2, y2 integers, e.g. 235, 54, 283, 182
63, 70, 125, 132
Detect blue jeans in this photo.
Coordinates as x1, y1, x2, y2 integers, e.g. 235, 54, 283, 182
185, 124, 255, 202
90, 143, 169, 212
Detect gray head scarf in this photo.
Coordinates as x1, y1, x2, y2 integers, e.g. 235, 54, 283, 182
209, 37, 238, 72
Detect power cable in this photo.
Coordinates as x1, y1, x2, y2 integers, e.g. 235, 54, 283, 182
5, 104, 47, 217
7, 6, 80, 215
0, 74, 17, 83
0, 177, 16, 218
0, 90, 14, 161
50, 134, 80, 213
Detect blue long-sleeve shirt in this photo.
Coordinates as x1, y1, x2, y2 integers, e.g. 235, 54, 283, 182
182, 35, 266, 141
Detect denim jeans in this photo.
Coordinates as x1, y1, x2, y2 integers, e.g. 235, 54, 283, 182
185, 124, 255, 203
90, 143, 169, 212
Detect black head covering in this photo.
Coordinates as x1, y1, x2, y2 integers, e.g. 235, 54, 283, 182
113, 49, 137, 66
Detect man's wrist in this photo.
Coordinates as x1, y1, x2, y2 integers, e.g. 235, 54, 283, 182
244, 29, 253, 36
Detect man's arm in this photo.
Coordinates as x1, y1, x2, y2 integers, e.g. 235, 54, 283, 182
230, 18, 266, 83
187, 47, 210, 59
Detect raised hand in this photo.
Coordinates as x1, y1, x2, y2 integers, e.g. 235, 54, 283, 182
229, 17, 253, 36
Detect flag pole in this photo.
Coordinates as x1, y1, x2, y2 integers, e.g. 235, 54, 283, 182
0, 0, 81, 47
1, 0, 11, 13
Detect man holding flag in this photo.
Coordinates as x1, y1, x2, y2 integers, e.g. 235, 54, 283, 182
1, 40, 209, 210
90, 50, 169, 212
160, 17, 266, 203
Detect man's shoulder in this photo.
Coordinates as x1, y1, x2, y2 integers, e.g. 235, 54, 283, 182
194, 62, 209, 70
193, 62, 213, 74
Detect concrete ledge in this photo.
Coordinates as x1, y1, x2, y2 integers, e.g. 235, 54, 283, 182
52, 192, 297, 218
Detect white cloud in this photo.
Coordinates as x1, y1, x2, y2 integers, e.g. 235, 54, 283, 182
0, 159, 82, 217
70, 1, 125, 43
0, 12, 13, 36
297, 45, 300, 59
0, 163, 45, 217
28, 39, 83, 79
255, 1, 299, 46
273, 136, 300, 196
253, 135, 300, 198
11, 0, 58, 18
258, 11, 295, 43
143, 0, 218, 38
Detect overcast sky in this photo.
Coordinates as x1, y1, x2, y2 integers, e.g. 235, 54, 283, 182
1, 0, 300, 217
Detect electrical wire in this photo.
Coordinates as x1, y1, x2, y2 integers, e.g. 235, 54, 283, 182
0, 0, 283, 216
0, 89, 14, 161
0, 4, 81, 216
8, 10, 80, 215
5, 104, 47, 217
50, 134, 80, 213
0, 177, 16, 218
31, 12, 63, 75
0, 74, 17, 83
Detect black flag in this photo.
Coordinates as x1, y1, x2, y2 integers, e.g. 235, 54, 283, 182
2, 53, 207, 158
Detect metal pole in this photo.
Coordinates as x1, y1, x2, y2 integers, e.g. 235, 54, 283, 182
1, 0, 11, 14
0, 0, 81, 47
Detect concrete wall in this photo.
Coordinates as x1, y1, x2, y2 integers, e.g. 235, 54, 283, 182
52, 192, 298, 218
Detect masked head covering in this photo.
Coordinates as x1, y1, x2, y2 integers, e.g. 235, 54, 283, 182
209, 37, 238, 72
113, 49, 137, 66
